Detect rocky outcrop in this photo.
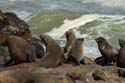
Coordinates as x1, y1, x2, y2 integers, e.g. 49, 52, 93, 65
0, 63, 125, 83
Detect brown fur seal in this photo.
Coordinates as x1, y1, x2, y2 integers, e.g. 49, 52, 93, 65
95, 37, 119, 65
66, 38, 84, 65
3, 35, 36, 66
117, 39, 125, 68
64, 30, 76, 53
37, 35, 63, 68
63, 30, 76, 60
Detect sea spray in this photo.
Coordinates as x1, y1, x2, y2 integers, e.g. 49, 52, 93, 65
45, 14, 99, 39
45, 14, 125, 39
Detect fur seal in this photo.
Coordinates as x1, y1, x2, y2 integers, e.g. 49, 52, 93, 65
63, 30, 76, 60
64, 30, 76, 53
95, 37, 119, 65
37, 35, 63, 68
66, 38, 84, 65
117, 39, 125, 68
3, 35, 36, 66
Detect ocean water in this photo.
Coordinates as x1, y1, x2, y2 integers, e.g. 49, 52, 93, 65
0, 0, 125, 59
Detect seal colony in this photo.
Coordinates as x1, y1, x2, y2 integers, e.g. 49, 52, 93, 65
0, 10, 125, 83
0, 10, 124, 68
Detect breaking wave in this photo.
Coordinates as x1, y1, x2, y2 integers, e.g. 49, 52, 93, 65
45, 14, 125, 58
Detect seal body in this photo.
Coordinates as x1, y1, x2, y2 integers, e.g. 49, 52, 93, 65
62, 30, 76, 63
64, 30, 76, 54
38, 35, 63, 68
66, 38, 84, 65
4, 35, 36, 66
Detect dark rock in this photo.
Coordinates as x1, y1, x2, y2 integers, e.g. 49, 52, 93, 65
95, 56, 109, 66
92, 69, 106, 81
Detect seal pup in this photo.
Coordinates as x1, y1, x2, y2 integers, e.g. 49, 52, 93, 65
37, 35, 63, 68
95, 37, 119, 65
66, 38, 84, 65
63, 30, 76, 53
63, 30, 76, 60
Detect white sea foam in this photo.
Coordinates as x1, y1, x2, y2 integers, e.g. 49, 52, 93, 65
46, 14, 125, 39
45, 14, 99, 39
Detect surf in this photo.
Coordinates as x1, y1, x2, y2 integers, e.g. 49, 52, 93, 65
45, 14, 99, 39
